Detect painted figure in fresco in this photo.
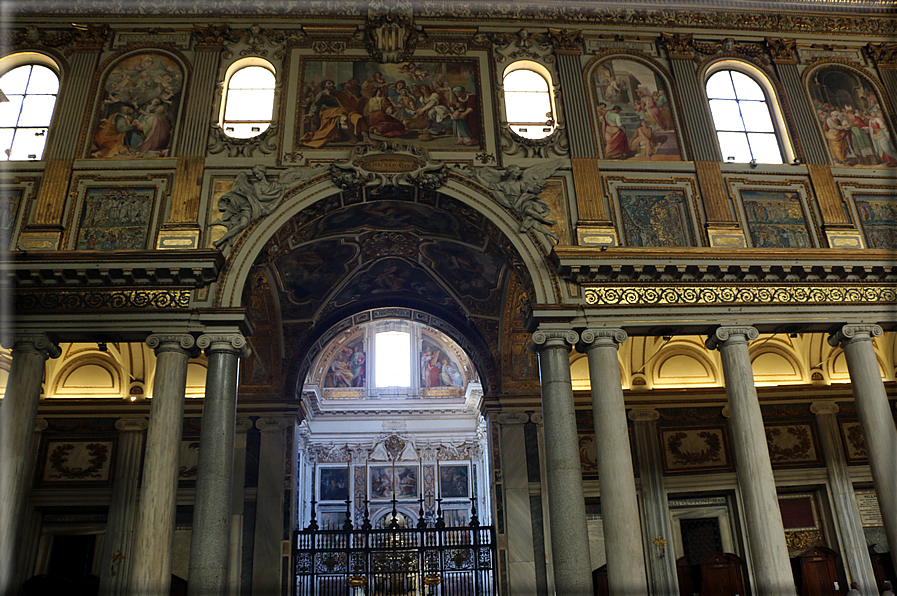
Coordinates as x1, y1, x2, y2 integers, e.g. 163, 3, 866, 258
301, 80, 370, 148
603, 106, 630, 159
415, 84, 453, 138
440, 360, 463, 387
363, 86, 408, 138
350, 346, 366, 387
397, 468, 417, 497
328, 348, 355, 387
421, 347, 434, 385
450, 86, 477, 146
92, 104, 140, 158
371, 469, 392, 499
630, 119, 661, 158
425, 349, 441, 387
136, 98, 173, 156
869, 109, 897, 164
824, 110, 852, 165
844, 107, 877, 165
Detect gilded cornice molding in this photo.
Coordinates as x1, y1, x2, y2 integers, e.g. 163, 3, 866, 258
583, 285, 897, 307
828, 323, 883, 347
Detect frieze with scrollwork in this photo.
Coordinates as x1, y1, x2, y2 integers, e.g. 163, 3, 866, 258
16, 289, 191, 311
583, 285, 897, 306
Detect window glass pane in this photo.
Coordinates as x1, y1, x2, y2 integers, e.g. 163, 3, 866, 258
224, 89, 275, 121
17, 95, 56, 126
229, 66, 274, 90
375, 331, 410, 387
504, 90, 551, 124
26, 65, 59, 94
0, 66, 31, 95
222, 122, 270, 139
8, 127, 47, 160
709, 99, 745, 131
731, 71, 765, 101
706, 71, 736, 99
0, 128, 14, 160
717, 131, 752, 162
0, 95, 24, 127
739, 101, 775, 132
747, 132, 783, 163
503, 69, 548, 93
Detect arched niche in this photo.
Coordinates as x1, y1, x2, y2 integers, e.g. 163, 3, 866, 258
652, 348, 719, 387
749, 347, 805, 385
52, 357, 122, 398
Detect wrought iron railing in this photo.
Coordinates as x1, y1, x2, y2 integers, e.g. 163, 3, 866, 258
293, 501, 496, 596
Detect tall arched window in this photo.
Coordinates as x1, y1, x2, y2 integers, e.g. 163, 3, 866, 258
503, 61, 556, 140
221, 61, 276, 139
0, 57, 59, 161
705, 63, 792, 165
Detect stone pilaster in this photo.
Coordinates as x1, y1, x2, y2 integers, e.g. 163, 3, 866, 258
530, 328, 592, 596
811, 401, 878, 595
129, 334, 197, 595
99, 417, 150, 595
630, 407, 679, 596
661, 34, 718, 163
188, 334, 250, 596
829, 324, 897, 573
580, 328, 648, 596
867, 43, 897, 113
0, 333, 60, 594
706, 326, 796, 596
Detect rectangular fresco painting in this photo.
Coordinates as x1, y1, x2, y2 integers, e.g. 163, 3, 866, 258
89, 52, 182, 158
809, 66, 897, 167
324, 337, 366, 388
593, 59, 681, 161
370, 465, 419, 500
740, 190, 812, 248
617, 188, 694, 247
853, 193, 897, 249
0, 188, 22, 249
438, 464, 470, 499
297, 59, 480, 150
75, 187, 155, 250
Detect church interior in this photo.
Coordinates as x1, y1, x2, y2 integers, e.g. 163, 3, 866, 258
1, 1, 896, 595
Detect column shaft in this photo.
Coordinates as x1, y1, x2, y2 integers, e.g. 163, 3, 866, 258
707, 326, 795, 596
812, 403, 878, 595
531, 329, 593, 596
830, 325, 897, 572
581, 329, 648, 596
188, 335, 248, 596
129, 334, 195, 595
0, 334, 60, 595
99, 418, 149, 596
630, 409, 679, 596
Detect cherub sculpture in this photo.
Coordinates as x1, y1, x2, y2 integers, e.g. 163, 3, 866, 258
212, 164, 324, 249
469, 160, 563, 243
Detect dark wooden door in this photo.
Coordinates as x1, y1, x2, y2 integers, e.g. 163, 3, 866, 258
700, 553, 745, 596
798, 546, 841, 596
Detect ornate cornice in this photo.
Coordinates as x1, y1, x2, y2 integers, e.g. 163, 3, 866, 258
16, 289, 191, 312
766, 37, 798, 64
583, 285, 897, 308
705, 326, 759, 350
548, 28, 583, 55
828, 323, 883, 347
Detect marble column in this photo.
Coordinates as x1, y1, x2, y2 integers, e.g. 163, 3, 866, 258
188, 334, 249, 596
811, 401, 878, 595
630, 407, 679, 596
829, 324, 897, 572
707, 326, 795, 595
99, 417, 149, 595
530, 329, 593, 596
0, 333, 60, 594
252, 417, 293, 596
580, 329, 649, 596
129, 334, 196, 595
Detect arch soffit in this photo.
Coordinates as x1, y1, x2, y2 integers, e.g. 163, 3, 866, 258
215, 177, 559, 309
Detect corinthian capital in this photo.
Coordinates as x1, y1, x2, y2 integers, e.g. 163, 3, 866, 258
705, 326, 759, 350
828, 324, 883, 347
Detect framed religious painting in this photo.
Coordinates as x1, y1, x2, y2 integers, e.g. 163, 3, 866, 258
319, 466, 350, 502
604, 176, 701, 248
438, 463, 470, 500
845, 190, 897, 250
727, 179, 818, 249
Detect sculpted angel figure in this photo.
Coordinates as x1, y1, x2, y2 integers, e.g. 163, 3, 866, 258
212, 164, 323, 249
470, 160, 563, 243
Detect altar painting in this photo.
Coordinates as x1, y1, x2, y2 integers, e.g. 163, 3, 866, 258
323, 337, 366, 388
593, 59, 681, 161
319, 467, 350, 502
740, 190, 812, 248
370, 465, 418, 500
617, 188, 693, 247
438, 464, 469, 499
297, 59, 481, 150
853, 194, 897, 249
75, 187, 155, 250
420, 338, 464, 388
89, 53, 183, 158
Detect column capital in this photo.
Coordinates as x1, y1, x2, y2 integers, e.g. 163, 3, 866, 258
115, 417, 150, 432
255, 416, 295, 432
35, 417, 48, 432
146, 333, 197, 356
828, 324, 883, 347
765, 37, 798, 64
235, 417, 254, 433
810, 401, 840, 416
529, 328, 579, 353
1, 333, 61, 359
705, 326, 759, 350
197, 333, 251, 358
580, 328, 627, 351
496, 411, 530, 425
628, 407, 659, 422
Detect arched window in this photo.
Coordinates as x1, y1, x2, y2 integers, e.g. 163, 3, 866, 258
503, 61, 556, 140
0, 57, 59, 161
221, 61, 275, 139
705, 63, 792, 165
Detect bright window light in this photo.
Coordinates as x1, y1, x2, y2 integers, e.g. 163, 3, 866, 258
223, 65, 275, 139
375, 331, 411, 387
503, 68, 555, 140
706, 69, 783, 164
0, 64, 58, 161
